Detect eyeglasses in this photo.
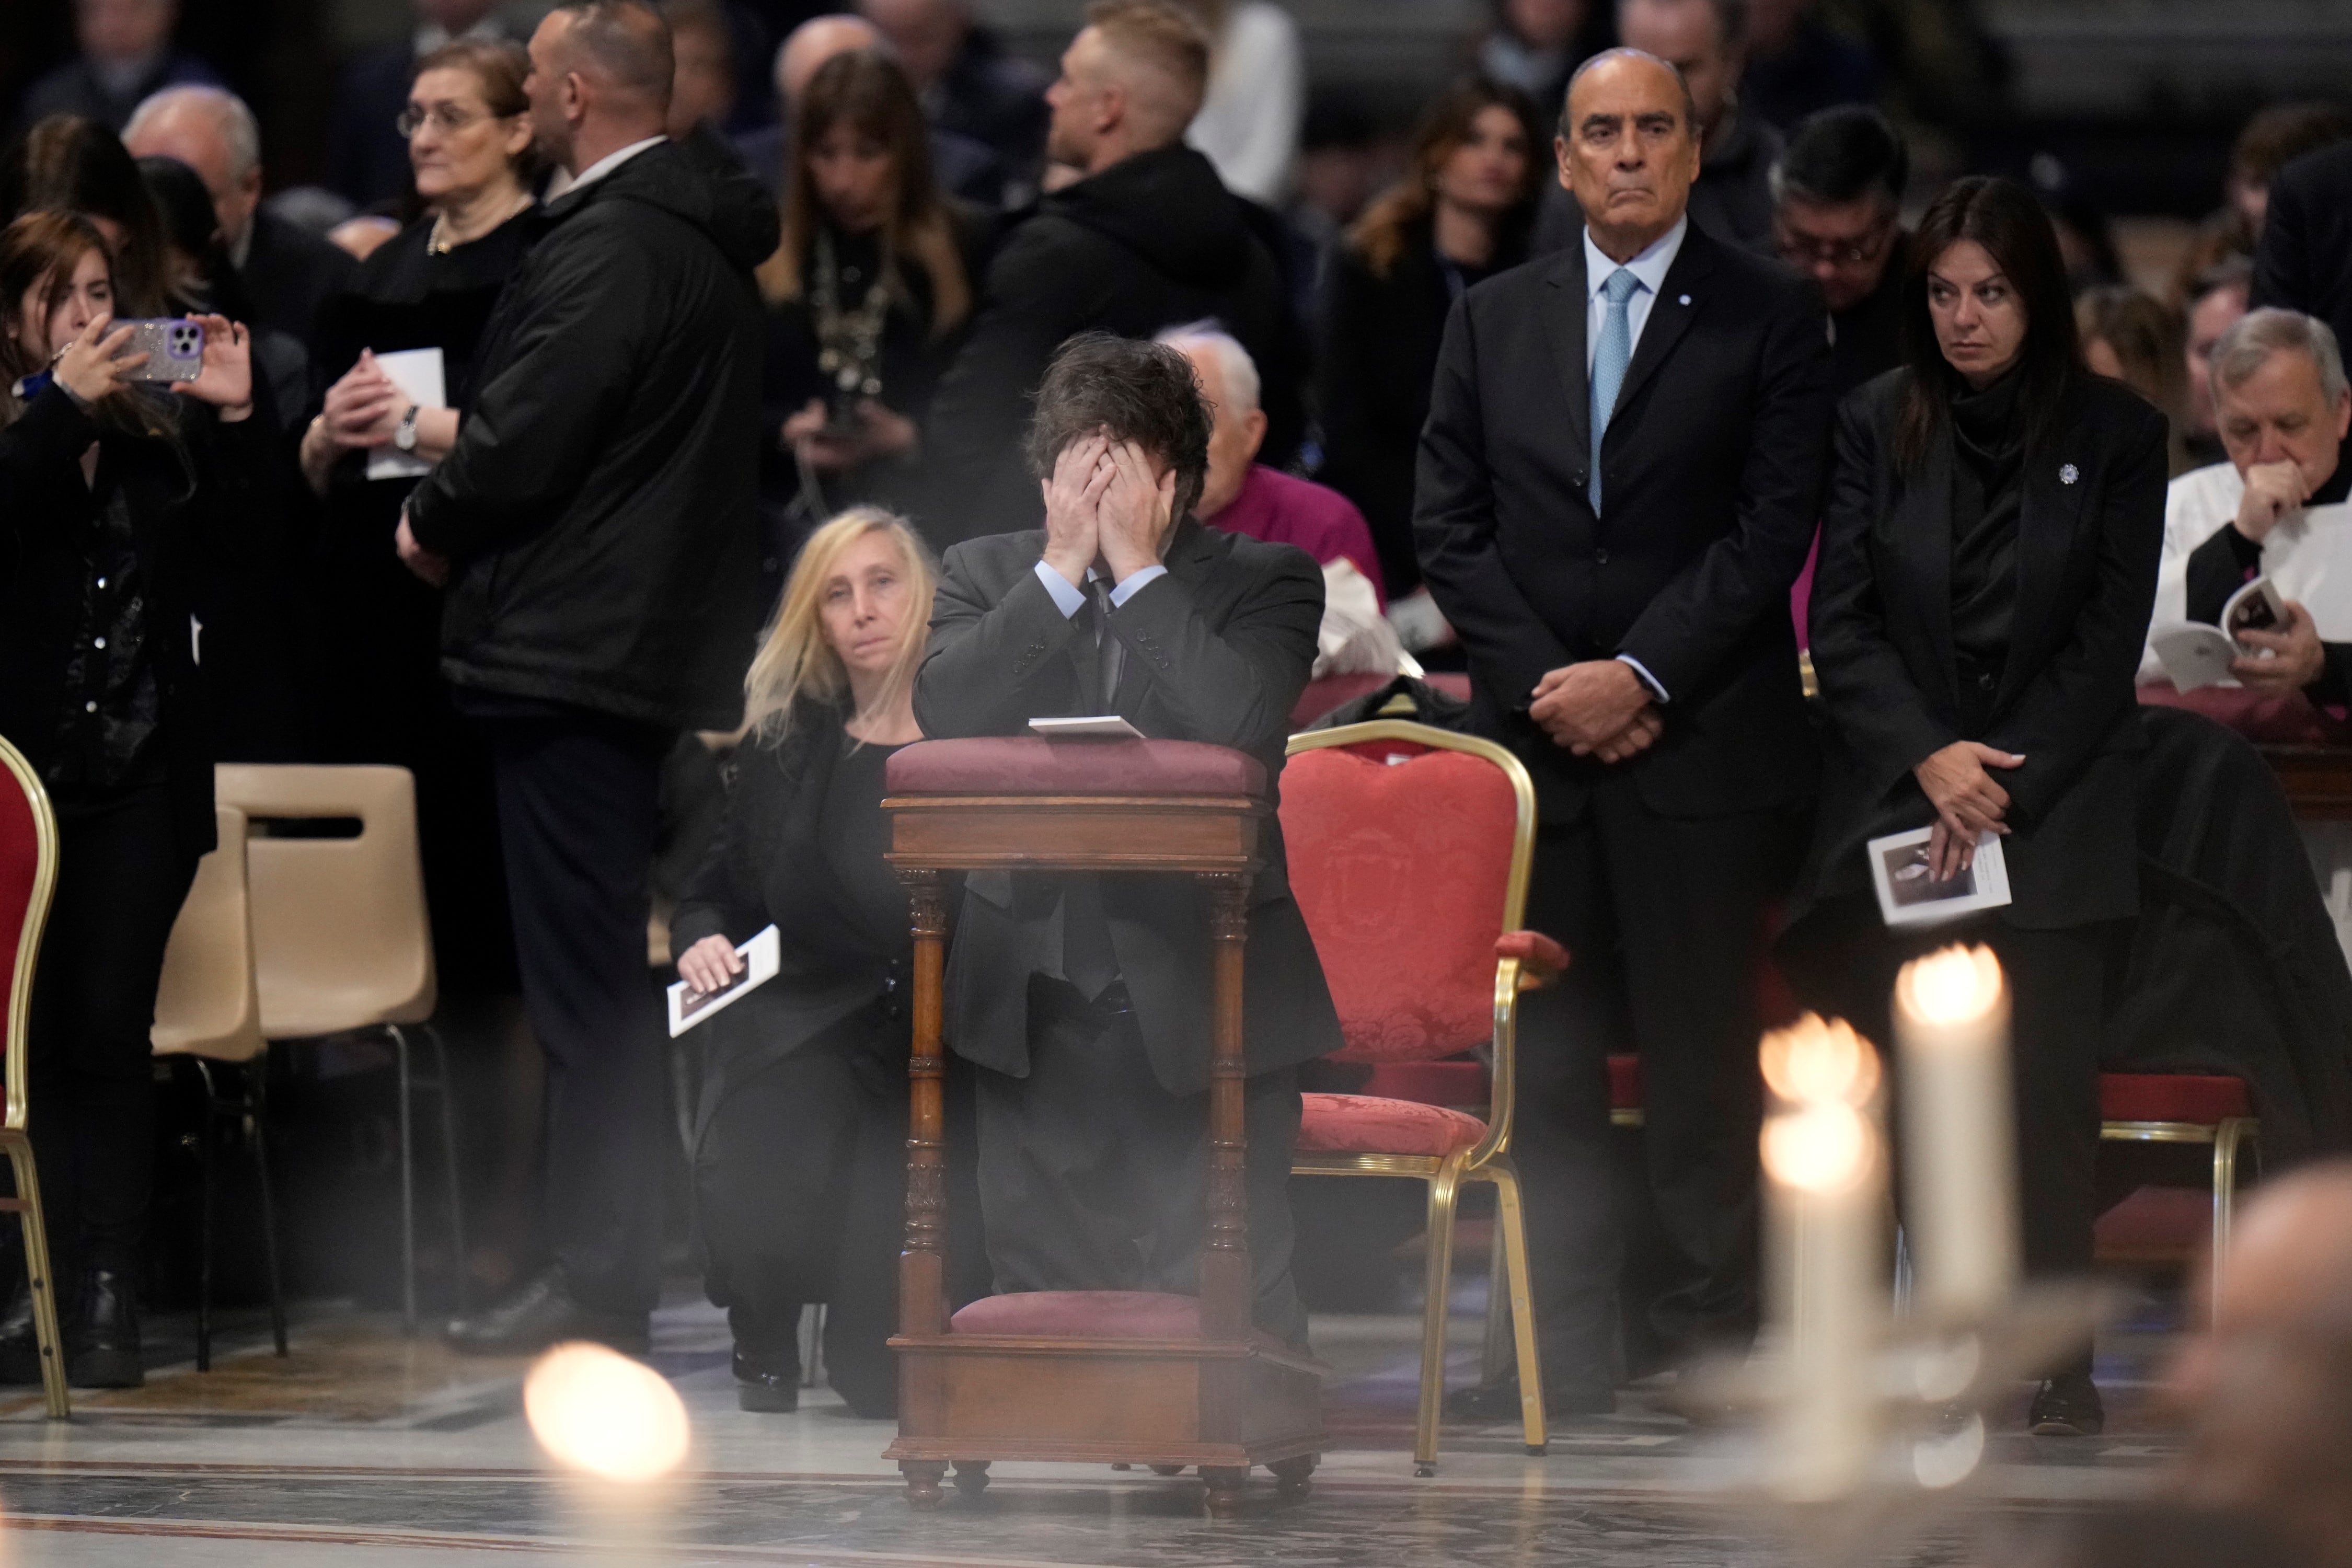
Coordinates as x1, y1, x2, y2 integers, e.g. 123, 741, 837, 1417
397, 103, 502, 137
1775, 220, 1897, 269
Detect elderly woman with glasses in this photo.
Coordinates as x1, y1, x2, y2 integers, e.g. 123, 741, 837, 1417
294, 37, 544, 1006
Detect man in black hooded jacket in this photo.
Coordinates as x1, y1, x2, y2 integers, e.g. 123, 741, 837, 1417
917, 0, 1301, 549
399, 0, 779, 1355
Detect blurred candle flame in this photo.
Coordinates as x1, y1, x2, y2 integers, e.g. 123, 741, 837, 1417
1759, 1013, 1880, 1106
1896, 945, 2004, 1028
523, 1341, 690, 1483
1760, 1101, 1876, 1195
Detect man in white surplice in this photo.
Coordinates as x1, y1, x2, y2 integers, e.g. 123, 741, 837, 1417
2141, 307, 2352, 957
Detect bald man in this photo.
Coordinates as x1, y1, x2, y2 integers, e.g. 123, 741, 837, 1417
728, 14, 1005, 205
1417, 47, 1830, 1417
125, 85, 354, 348
402, 1, 781, 1357
919, 0, 1301, 547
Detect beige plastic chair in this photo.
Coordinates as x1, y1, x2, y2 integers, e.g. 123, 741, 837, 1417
152, 805, 287, 1369
212, 765, 463, 1331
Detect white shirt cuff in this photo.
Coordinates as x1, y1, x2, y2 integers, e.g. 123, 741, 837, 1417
1033, 559, 1087, 618
1616, 653, 1669, 703
1108, 565, 1167, 606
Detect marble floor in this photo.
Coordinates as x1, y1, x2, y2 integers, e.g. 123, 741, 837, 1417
0, 1283, 2187, 1568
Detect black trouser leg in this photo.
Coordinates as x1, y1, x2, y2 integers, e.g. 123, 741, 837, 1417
27, 784, 197, 1288
485, 713, 672, 1317
972, 980, 1306, 1344
1513, 782, 1787, 1387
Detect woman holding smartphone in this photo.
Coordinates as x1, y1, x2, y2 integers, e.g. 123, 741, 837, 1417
0, 209, 263, 1388
671, 507, 983, 1417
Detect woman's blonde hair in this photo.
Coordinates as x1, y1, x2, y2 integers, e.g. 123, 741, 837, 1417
742, 507, 938, 740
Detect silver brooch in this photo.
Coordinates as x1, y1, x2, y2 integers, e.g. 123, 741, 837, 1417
1678, 294, 1691, 305
2059, 463, 2079, 485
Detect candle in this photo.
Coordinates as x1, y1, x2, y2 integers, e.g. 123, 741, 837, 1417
1893, 945, 2017, 1320
1760, 1016, 1887, 1502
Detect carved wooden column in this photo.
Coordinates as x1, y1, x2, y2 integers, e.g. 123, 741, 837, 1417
899, 869, 948, 1340
1198, 871, 1254, 1345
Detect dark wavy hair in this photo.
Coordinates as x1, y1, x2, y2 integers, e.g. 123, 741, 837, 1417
1346, 76, 1544, 280
1897, 175, 2081, 469
1025, 332, 1213, 523
0, 115, 172, 318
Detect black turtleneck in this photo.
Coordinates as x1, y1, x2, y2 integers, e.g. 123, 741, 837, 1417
1947, 367, 2027, 722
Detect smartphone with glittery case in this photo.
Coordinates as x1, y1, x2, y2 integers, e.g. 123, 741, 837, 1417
118, 318, 204, 382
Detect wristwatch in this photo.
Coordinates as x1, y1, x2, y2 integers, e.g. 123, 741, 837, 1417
393, 403, 421, 452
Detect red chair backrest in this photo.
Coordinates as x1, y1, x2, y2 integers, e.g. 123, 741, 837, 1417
1278, 740, 1518, 1063
1, 737, 57, 1126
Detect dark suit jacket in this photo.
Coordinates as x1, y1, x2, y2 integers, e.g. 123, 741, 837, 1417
239, 209, 357, 352
912, 517, 1343, 1094
2254, 142, 2352, 480
1414, 221, 1834, 822
1798, 370, 2169, 928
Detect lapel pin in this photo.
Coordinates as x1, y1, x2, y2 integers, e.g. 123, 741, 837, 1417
2059, 463, 2080, 485
1678, 294, 1691, 305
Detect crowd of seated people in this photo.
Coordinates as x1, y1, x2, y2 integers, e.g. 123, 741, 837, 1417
9, 0, 2352, 1460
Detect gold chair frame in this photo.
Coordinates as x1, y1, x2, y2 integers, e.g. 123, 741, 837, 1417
1284, 719, 1544, 1475
2100, 1113, 2260, 1315
0, 736, 70, 1419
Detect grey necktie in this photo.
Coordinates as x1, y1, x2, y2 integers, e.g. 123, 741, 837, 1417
1087, 576, 1125, 712
1060, 578, 1123, 998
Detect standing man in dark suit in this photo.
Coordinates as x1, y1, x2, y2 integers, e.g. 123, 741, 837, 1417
913, 333, 1342, 1344
1417, 47, 1832, 1414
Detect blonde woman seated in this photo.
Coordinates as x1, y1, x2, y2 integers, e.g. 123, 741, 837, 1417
672, 509, 982, 1415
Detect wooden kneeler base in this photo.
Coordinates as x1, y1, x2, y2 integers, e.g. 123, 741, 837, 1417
881, 765, 1330, 1518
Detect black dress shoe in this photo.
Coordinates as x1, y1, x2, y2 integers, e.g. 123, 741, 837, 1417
2027, 1371, 2105, 1436
445, 1269, 649, 1357
68, 1269, 142, 1389
732, 1345, 800, 1413
0, 1280, 44, 1386
1444, 1373, 1616, 1422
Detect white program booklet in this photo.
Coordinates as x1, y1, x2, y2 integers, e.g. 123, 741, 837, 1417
1868, 828, 2012, 928
2149, 576, 2289, 691
1028, 715, 1145, 737
665, 925, 779, 1038
365, 346, 447, 481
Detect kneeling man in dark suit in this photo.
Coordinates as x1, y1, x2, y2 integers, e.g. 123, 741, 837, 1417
912, 333, 1343, 1343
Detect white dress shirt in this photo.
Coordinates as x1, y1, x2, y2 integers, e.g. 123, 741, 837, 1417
1581, 215, 1687, 372
1580, 215, 1688, 703
545, 135, 665, 202
1031, 560, 1167, 617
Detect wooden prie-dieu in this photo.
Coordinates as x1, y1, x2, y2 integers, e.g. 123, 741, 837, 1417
879, 737, 1325, 1517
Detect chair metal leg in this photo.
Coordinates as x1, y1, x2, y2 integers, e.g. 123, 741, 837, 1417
7, 1146, 68, 1419
1489, 1164, 1547, 1456
425, 1025, 468, 1314
194, 1060, 218, 1373
2212, 1119, 2255, 1323
387, 1025, 417, 1335
246, 1065, 289, 1357
1413, 1156, 1467, 1478
1479, 1213, 1509, 1385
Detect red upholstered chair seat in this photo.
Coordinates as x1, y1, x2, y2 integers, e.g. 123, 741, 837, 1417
950, 1290, 1287, 1350
1609, 1053, 1643, 1113
2138, 681, 2348, 746
1297, 1092, 1487, 1157
1358, 1058, 1488, 1105
885, 737, 1265, 797
2099, 1072, 2253, 1124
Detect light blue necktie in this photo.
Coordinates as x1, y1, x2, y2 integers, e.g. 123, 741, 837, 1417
1588, 266, 1642, 516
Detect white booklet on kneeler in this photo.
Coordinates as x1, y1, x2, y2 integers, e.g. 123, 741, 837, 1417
1867, 827, 2012, 928
666, 924, 779, 1037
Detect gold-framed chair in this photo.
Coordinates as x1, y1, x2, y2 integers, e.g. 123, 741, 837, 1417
0, 734, 71, 1419
1280, 720, 1561, 1475
2097, 1071, 2261, 1312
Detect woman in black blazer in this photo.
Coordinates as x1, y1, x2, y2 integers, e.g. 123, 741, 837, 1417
1785, 177, 2169, 1437
670, 506, 981, 1418
1317, 76, 1543, 604
0, 211, 266, 1387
